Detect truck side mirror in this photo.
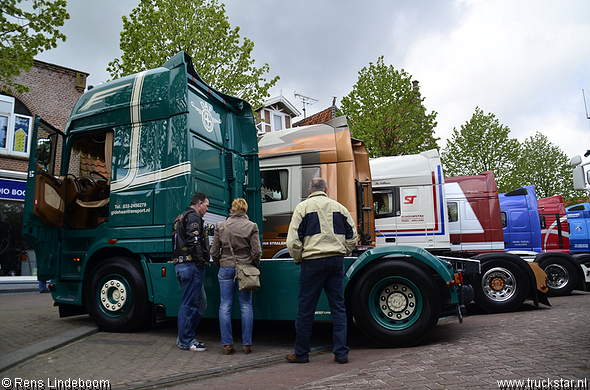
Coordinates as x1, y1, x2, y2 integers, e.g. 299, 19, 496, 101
571, 155, 590, 192
36, 138, 52, 169
571, 155, 582, 167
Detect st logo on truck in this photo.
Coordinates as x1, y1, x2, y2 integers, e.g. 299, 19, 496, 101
404, 195, 418, 204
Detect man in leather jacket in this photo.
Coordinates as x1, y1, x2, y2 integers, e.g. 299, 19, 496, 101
174, 193, 210, 351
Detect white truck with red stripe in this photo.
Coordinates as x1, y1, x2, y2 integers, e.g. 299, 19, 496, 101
371, 151, 550, 313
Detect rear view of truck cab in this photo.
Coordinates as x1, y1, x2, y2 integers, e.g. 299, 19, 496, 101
22, 52, 261, 331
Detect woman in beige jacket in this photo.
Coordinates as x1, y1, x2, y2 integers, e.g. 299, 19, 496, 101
210, 198, 262, 355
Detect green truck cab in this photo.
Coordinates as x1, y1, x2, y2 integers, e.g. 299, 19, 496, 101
23, 52, 471, 347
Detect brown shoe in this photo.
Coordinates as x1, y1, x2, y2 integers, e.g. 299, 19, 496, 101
224, 344, 235, 355
334, 356, 348, 364
243, 345, 251, 354
286, 354, 309, 363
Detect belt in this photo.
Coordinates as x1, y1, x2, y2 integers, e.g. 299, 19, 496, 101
174, 255, 192, 264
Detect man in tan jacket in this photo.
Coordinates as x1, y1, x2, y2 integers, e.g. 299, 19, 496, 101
286, 177, 357, 364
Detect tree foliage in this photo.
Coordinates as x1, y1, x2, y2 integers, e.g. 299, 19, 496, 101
441, 107, 520, 192
442, 107, 584, 201
0, 0, 69, 94
340, 56, 439, 157
515, 132, 576, 199
107, 0, 279, 110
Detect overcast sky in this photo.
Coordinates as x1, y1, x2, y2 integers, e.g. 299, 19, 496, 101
36, 0, 590, 160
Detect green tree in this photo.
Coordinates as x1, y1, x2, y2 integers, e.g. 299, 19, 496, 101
441, 107, 520, 192
516, 132, 582, 200
107, 0, 279, 110
340, 56, 439, 157
0, 0, 69, 94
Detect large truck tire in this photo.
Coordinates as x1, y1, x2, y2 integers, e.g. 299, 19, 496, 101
538, 256, 578, 297
351, 259, 441, 347
84, 257, 150, 332
473, 259, 529, 312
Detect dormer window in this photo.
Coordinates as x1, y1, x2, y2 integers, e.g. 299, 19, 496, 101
255, 95, 300, 134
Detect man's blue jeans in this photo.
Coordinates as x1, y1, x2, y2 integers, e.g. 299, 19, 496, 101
294, 256, 349, 360
176, 262, 206, 349
218, 266, 253, 346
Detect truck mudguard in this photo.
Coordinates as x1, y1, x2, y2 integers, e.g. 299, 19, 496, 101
345, 245, 459, 304
474, 252, 549, 307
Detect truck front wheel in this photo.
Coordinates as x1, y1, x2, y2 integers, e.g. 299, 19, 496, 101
473, 259, 529, 312
538, 257, 577, 296
351, 260, 441, 347
84, 257, 150, 332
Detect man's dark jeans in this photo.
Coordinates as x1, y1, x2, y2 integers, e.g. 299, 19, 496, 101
176, 262, 205, 349
294, 255, 349, 360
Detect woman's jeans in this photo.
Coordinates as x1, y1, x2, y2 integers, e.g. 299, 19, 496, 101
175, 262, 207, 349
218, 266, 254, 346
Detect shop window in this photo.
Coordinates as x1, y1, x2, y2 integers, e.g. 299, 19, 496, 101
0, 95, 32, 157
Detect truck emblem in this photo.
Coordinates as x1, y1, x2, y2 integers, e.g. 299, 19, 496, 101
404, 195, 417, 204
191, 101, 221, 133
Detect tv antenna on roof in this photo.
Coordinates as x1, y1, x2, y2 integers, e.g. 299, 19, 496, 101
583, 89, 590, 120
294, 92, 318, 118
583, 90, 590, 157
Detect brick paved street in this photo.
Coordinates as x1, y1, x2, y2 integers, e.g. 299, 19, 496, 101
1, 291, 589, 389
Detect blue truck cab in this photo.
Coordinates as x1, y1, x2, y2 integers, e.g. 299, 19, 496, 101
567, 203, 590, 253
499, 186, 542, 253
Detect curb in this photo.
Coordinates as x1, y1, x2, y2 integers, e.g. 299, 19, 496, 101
0, 324, 100, 373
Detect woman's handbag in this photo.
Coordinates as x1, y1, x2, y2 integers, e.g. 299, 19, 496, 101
224, 222, 260, 291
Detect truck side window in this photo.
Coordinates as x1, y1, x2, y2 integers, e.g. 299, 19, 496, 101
373, 188, 401, 218
539, 216, 546, 229
300, 167, 320, 198
501, 212, 507, 228
447, 202, 458, 222
261, 169, 288, 202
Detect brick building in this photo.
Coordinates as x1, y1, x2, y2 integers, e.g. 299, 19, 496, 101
293, 97, 340, 128
0, 60, 88, 276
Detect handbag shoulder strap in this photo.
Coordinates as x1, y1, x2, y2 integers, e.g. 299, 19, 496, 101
223, 221, 238, 267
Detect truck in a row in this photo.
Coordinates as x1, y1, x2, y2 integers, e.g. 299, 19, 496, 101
370, 154, 549, 313
371, 151, 589, 313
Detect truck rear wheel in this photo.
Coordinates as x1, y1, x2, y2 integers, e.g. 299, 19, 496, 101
473, 259, 529, 312
538, 257, 577, 296
351, 260, 441, 347
85, 257, 150, 332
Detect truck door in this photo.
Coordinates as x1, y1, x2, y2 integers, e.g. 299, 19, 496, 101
503, 209, 534, 250
22, 117, 66, 280
373, 187, 401, 245
448, 199, 486, 252
447, 200, 461, 250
